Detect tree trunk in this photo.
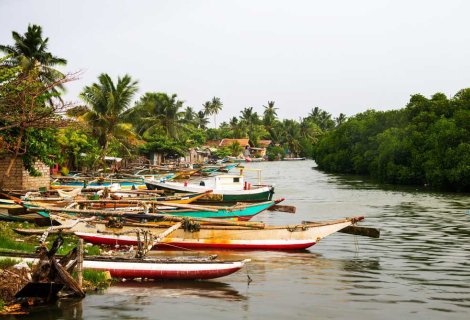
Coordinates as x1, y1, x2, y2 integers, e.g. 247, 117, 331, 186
4, 126, 25, 178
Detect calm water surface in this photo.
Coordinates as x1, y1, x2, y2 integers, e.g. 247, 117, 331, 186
16, 161, 470, 319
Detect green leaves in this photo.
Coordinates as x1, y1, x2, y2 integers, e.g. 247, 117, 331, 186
313, 90, 470, 192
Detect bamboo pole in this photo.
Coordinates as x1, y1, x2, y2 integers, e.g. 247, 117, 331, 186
154, 221, 183, 243
77, 239, 84, 289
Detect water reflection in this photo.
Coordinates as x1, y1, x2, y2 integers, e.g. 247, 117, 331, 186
8, 160, 470, 319
108, 280, 247, 302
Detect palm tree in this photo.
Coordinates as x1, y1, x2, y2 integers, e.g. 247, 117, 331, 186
80, 73, 139, 163
335, 113, 347, 126
0, 24, 67, 93
195, 110, 209, 129
279, 119, 302, 156
263, 101, 278, 126
183, 106, 195, 124
128, 93, 186, 139
203, 97, 223, 128
240, 107, 260, 143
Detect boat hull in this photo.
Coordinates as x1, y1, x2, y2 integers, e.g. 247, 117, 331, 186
84, 259, 247, 280
73, 217, 361, 251
0, 252, 248, 280
145, 181, 275, 203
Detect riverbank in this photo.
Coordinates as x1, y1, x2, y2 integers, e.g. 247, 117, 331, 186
0, 221, 111, 314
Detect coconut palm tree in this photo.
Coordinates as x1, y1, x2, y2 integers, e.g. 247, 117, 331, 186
203, 97, 223, 128
263, 101, 278, 126
127, 92, 187, 139
80, 73, 139, 163
335, 113, 347, 126
195, 110, 209, 129
183, 106, 196, 124
0, 24, 67, 92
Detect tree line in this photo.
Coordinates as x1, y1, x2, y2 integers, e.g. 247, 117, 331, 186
0, 24, 341, 175
312, 92, 470, 192
2, 24, 467, 192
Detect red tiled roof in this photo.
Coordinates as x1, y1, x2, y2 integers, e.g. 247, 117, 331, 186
205, 140, 222, 147
219, 138, 250, 147
257, 140, 272, 147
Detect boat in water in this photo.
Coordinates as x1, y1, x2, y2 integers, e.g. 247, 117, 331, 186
64, 216, 365, 250
145, 174, 274, 202
0, 251, 250, 280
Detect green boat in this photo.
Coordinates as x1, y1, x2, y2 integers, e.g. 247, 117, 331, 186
145, 174, 275, 203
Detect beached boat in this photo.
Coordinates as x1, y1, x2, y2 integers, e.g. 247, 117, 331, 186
0, 252, 249, 280
28, 200, 279, 221
69, 216, 364, 250
0, 194, 48, 222
145, 174, 274, 202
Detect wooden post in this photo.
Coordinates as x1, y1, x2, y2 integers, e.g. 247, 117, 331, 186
77, 239, 84, 289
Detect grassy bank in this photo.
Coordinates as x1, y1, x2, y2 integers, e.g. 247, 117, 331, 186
0, 220, 110, 299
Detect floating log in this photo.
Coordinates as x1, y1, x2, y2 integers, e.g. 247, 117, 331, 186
267, 204, 296, 213
338, 225, 380, 238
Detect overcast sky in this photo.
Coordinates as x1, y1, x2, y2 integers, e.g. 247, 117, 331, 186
1, 0, 470, 124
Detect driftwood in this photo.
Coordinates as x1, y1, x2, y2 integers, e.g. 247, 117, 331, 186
267, 204, 296, 213
16, 234, 86, 302
338, 225, 380, 238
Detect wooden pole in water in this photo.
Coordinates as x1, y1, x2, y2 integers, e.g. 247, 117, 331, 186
77, 239, 84, 289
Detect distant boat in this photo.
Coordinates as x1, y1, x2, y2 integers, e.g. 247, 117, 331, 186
226, 156, 265, 163
282, 157, 306, 161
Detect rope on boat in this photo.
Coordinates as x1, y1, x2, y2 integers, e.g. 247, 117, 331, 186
182, 217, 200, 232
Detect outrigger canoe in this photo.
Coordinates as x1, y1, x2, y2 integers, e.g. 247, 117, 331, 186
145, 174, 274, 203
69, 216, 365, 250
27, 200, 280, 221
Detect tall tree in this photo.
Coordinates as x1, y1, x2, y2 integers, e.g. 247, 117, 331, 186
335, 113, 347, 126
0, 57, 76, 179
263, 101, 278, 126
80, 73, 138, 163
203, 97, 223, 128
127, 93, 187, 139
0, 24, 67, 94
195, 110, 209, 129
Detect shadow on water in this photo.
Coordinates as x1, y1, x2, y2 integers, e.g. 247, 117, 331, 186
3, 298, 85, 320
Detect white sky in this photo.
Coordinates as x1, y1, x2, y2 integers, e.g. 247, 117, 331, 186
1, 0, 470, 124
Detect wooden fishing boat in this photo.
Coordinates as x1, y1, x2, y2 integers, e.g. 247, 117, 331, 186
80, 191, 213, 209
0, 194, 48, 222
145, 174, 274, 202
28, 200, 279, 221
0, 251, 249, 280
50, 177, 149, 190
69, 216, 365, 250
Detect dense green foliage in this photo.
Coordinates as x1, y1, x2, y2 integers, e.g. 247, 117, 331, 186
4, 23, 468, 193
313, 91, 470, 192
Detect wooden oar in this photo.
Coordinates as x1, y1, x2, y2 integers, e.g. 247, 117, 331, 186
338, 225, 380, 238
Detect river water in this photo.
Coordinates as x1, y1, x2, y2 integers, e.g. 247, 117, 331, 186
15, 160, 470, 319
